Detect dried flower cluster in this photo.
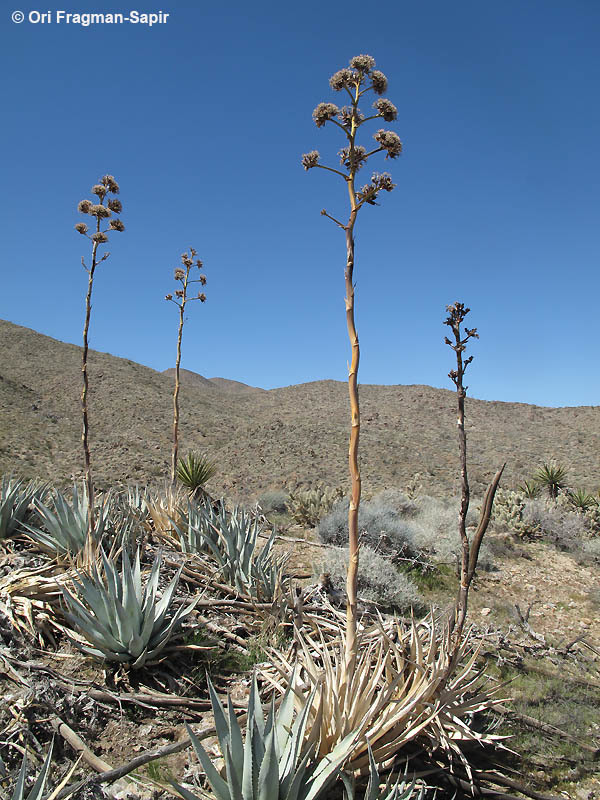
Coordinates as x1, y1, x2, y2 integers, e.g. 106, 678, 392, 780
302, 54, 401, 207
75, 175, 125, 240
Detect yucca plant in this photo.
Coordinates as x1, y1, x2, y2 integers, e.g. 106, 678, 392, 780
0, 476, 48, 541
566, 487, 597, 512
61, 548, 197, 667
517, 479, 541, 499
21, 484, 111, 557
533, 461, 568, 500
171, 673, 358, 800
173, 499, 287, 600
75, 175, 124, 560
176, 451, 217, 498
166, 249, 207, 487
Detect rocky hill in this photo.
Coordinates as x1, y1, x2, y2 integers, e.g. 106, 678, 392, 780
2, 318, 600, 500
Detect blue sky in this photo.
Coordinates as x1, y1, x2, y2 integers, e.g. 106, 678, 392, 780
1, 0, 599, 407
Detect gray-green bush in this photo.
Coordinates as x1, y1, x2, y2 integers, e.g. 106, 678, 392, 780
259, 489, 290, 515
316, 545, 424, 613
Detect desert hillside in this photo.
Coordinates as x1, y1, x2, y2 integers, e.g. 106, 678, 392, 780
1, 318, 599, 498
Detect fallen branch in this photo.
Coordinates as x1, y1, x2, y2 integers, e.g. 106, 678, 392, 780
507, 710, 599, 756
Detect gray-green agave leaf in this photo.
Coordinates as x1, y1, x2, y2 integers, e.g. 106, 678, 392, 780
171, 673, 358, 800
11, 743, 53, 800
21, 484, 110, 555
62, 548, 197, 668
341, 744, 426, 800
0, 476, 49, 541
172, 499, 288, 601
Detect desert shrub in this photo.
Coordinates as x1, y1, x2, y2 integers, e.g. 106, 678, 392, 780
317, 545, 424, 613
287, 485, 344, 527
522, 499, 588, 550
318, 498, 421, 561
584, 502, 600, 534
410, 495, 494, 571
258, 489, 289, 515
491, 488, 530, 536
369, 488, 419, 517
581, 538, 600, 564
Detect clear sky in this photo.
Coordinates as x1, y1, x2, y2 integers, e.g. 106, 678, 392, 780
1, 0, 599, 407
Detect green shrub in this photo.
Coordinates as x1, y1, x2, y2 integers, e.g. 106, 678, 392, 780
287, 485, 344, 527
315, 545, 424, 613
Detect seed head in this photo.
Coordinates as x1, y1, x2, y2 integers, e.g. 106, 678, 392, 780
338, 106, 365, 127
372, 172, 395, 192
302, 150, 320, 170
107, 198, 122, 213
174, 268, 185, 280
371, 70, 388, 95
190, 247, 197, 257
374, 98, 398, 122
175, 289, 184, 298
199, 274, 207, 285
350, 54, 376, 73
196, 259, 203, 268
91, 232, 108, 244
199, 293, 206, 302
108, 219, 125, 232
92, 184, 107, 200
74, 222, 88, 235
165, 294, 173, 301
90, 204, 111, 218
329, 68, 354, 91
78, 199, 93, 214
313, 102, 339, 128
101, 175, 120, 193
339, 145, 367, 172
374, 129, 402, 158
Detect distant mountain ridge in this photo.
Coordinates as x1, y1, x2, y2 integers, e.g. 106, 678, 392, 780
162, 368, 264, 394
2, 318, 600, 500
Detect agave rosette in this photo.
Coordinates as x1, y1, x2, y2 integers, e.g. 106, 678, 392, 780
61, 548, 197, 668
172, 672, 358, 800
264, 613, 505, 774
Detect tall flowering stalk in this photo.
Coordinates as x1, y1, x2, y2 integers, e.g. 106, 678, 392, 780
302, 55, 401, 673
165, 248, 207, 486
444, 302, 504, 675
75, 175, 124, 561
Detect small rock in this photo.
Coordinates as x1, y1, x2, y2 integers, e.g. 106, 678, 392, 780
481, 607, 491, 616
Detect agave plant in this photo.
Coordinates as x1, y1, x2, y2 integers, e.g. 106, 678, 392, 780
265, 615, 504, 775
173, 499, 287, 600
341, 745, 426, 800
0, 476, 48, 541
517, 480, 541, 499
171, 673, 358, 800
176, 452, 217, 498
62, 548, 197, 668
21, 484, 111, 555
